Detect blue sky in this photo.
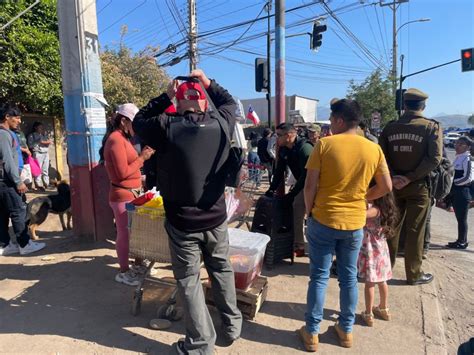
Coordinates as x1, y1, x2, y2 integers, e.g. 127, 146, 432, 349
97, 0, 474, 117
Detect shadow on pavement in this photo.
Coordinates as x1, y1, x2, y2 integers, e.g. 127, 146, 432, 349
429, 242, 474, 254
263, 259, 309, 277
0, 254, 174, 353
259, 300, 339, 323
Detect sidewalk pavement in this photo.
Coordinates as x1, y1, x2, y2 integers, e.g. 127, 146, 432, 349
0, 232, 446, 354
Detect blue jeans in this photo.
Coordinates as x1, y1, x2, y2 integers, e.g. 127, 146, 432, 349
305, 217, 363, 334
0, 185, 30, 248
247, 151, 261, 185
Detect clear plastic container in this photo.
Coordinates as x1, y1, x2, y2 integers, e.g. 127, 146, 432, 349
228, 228, 270, 290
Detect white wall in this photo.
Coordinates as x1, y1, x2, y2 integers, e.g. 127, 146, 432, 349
241, 95, 318, 126
294, 96, 318, 123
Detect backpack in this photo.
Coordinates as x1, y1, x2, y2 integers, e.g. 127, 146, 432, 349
156, 115, 229, 207
199, 84, 244, 188
429, 157, 454, 200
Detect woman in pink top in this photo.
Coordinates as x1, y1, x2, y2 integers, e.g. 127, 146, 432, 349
99, 104, 155, 286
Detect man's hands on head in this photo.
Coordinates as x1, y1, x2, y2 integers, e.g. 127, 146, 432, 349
167, 80, 178, 101
189, 69, 211, 89
167, 69, 210, 100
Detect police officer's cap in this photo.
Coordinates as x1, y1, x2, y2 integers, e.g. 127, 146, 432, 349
404, 88, 428, 102
307, 123, 321, 133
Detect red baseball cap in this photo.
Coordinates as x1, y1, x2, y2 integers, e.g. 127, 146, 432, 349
175, 81, 207, 102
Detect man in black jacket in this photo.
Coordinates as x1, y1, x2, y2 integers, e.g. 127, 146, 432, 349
265, 123, 314, 257
133, 70, 242, 354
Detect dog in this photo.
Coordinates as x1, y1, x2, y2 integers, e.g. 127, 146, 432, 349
26, 181, 72, 240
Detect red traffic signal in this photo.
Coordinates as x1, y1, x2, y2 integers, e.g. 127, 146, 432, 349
461, 48, 474, 72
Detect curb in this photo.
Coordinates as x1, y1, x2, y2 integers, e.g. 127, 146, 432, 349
420, 264, 448, 355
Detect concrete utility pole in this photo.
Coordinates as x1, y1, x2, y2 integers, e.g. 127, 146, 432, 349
266, 0, 272, 128
379, 0, 409, 95
57, 0, 114, 241
275, 0, 285, 196
188, 0, 197, 71
275, 0, 285, 127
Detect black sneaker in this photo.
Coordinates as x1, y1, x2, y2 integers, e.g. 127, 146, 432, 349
449, 242, 468, 249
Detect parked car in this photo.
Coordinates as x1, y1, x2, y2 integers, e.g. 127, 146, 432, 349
444, 132, 461, 147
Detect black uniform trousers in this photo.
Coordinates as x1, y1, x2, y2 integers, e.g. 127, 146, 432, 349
388, 180, 430, 282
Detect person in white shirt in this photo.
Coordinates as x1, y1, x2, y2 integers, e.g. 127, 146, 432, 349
447, 136, 473, 249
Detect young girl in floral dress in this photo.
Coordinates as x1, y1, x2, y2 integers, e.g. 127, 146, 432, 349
358, 192, 399, 326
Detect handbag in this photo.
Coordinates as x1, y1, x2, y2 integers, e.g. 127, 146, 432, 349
27, 156, 41, 178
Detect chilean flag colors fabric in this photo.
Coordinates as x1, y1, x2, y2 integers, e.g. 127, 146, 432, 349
246, 105, 260, 126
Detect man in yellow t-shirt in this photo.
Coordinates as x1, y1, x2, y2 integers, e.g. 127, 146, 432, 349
297, 99, 392, 352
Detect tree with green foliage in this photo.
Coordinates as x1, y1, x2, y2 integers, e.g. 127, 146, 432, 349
468, 114, 474, 126
0, 0, 63, 115
100, 28, 169, 114
347, 69, 397, 126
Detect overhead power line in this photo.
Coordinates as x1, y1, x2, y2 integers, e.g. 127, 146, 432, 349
154, 0, 325, 57
321, 2, 388, 71
200, 4, 267, 56
206, 53, 361, 84
99, 0, 147, 34
188, 1, 369, 59
165, 0, 187, 39
363, 5, 384, 62
155, 0, 172, 39
373, 4, 390, 64
97, 0, 113, 15
201, 40, 372, 76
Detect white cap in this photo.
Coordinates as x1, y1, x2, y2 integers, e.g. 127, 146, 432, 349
116, 103, 139, 121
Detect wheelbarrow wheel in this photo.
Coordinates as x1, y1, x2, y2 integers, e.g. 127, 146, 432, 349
131, 289, 143, 316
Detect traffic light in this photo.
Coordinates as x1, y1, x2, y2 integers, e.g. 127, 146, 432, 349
310, 21, 327, 51
395, 88, 406, 112
255, 58, 268, 92
461, 48, 474, 72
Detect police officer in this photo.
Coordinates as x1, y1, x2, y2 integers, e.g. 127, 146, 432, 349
306, 123, 321, 145
379, 88, 443, 285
